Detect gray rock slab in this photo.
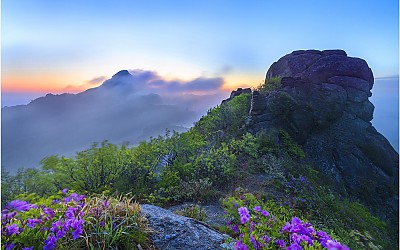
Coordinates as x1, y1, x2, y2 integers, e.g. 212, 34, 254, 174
141, 204, 234, 250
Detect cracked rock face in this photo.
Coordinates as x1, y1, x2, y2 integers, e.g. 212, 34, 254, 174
141, 204, 233, 250
248, 50, 398, 221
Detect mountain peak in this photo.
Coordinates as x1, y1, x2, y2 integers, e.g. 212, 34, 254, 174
100, 70, 134, 89
112, 70, 131, 78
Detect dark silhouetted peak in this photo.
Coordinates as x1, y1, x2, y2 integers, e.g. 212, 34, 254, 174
101, 70, 135, 89
112, 70, 131, 78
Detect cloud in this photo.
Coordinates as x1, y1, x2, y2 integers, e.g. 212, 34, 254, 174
375, 75, 399, 81
120, 69, 225, 94
87, 76, 107, 85
96, 68, 230, 115
62, 76, 107, 93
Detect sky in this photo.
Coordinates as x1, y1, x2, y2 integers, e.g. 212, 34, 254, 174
2, 0, 399, 100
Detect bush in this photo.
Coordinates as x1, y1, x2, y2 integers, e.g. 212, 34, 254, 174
174, 205, 207, 222
257, 77, 282, 95
194, 93, 251, 139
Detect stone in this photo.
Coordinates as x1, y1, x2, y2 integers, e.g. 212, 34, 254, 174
328, 76, 372, 94
250, 91, 267, 115
346, 87, 369, 103
141, 204, 233, 250
267, 50, 374, 86
229, 88, 251, 99
266, 51, 322, 79
222, 88, 251, 105
246, 49, 398, 221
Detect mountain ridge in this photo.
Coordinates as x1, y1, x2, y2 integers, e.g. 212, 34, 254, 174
1, 71, 209, 173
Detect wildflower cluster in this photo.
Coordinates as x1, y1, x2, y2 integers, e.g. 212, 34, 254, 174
223, 191, 349, 250
2, 191, 86, 250
280, 217, 349, 250
2, 190, 151, 249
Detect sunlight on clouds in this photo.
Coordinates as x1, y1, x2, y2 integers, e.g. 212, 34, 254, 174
222, 74, 264, 91
2, 74, 81, 93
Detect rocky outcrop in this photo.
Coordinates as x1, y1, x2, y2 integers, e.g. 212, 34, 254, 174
141, 204, 233, 250
221, 88, 251, 105
246, 50, 398, 220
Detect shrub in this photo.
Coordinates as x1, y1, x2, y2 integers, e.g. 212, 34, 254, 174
257, 77, 282, 95
174, 205, 207, 222
194, 93, 251, 139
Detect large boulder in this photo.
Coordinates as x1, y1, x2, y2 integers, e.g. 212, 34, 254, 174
248, 49, 399, 220
141, 204, 233, 250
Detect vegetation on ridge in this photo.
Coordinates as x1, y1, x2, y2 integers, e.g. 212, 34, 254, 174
2, 92, 397, 249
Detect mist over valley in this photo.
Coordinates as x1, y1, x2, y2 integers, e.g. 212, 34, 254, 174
2, 70, 229, 173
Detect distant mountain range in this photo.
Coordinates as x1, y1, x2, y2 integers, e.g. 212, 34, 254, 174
2, 70, 226, 174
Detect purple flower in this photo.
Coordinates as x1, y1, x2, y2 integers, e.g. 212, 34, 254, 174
253, 206, 262, 212
275, 239, 286, 249
231, 224, 239, 233
64, 218, 75, 229
234, 239, 248, 250
27, 218, 42, 229
100, 221, 105, 227
63, 193, 85, 203
261, 210, 269, 217
263, 234, 270, 243
43, 235, 58, 250
56, 229, 66, 239
6, 224, 20, 236
286, 243, 302, 250
22, 247, 34, 250
65, 207, 78, 218
62, 188, 69, 195
51, 220, 63, 232
1, 212, 17, 222
250, 234, 261, 250
103, 199, 109, 208
72, 227, 83, 240
326, 240, 350, 250
51, 199, 60, 205
301, 235, 313, 245
6, 200, 37, 211
4, 243, 15, 250
317, 230, 332, 247
282, 222, 291, 232
44, 207, 55, 218
238, 207, 250, 224
291, 217, 302, 225
71, 218, 84, 230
